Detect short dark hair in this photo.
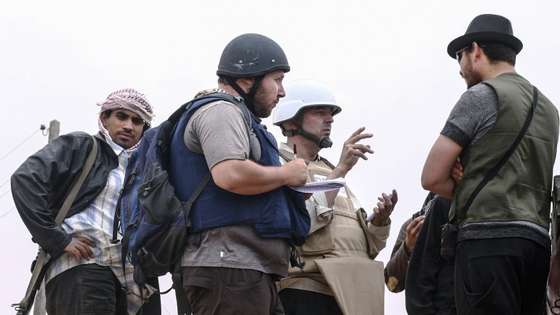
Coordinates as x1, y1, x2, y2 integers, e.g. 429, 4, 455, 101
478, 42, 517, 66
218, 75, 255, 86
218, 76, 228, 85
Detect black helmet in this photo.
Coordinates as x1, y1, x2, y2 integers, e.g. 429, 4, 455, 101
217, 33, 290, 78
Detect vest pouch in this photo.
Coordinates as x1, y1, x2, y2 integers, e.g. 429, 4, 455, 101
133, 166, 191, 281
299, 216, 335, 256
139, 170, 184, 224
283, 187, 311, 246
357, 208, 378, 259
135, 221, 188, 280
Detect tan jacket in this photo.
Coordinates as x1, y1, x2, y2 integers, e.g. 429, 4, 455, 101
278, 143, 389, 315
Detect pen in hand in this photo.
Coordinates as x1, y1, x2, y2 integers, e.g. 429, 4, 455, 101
291, 143, 310, 195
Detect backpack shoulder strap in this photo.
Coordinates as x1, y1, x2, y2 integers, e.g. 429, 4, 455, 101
180, 92, 252, 131
205, 92, 253, 135
184, 174, 212, 215
198, 93, 255, 158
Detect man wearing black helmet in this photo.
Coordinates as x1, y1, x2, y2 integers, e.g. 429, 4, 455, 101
422, 14, 558, 314
168, 33, 309, 315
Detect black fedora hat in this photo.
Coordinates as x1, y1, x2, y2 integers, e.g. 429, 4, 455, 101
447, 14, 523, 59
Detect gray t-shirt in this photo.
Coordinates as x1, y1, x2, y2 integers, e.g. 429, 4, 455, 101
181, 100, 289, 276
441, 83, 498, 148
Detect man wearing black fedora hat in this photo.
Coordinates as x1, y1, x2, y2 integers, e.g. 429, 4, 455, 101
422, 14, 559, 314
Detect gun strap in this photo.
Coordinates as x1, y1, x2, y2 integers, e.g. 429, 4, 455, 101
54, 136, 98, 224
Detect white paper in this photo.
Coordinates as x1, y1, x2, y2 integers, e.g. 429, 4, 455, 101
290, 178, 346, 193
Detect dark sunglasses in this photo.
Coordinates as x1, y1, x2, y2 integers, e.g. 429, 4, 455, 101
114, 111, 145, 126
455, 45, 472, 63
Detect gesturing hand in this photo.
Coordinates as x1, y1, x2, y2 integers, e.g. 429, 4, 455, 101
335, 127, 373, 177
371, 189, 398, 226
404, 215, 425, 254
64, 236, 94, 260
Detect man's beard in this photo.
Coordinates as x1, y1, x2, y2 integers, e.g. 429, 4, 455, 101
465, 71, 483, 88
252, 96, 274, 118
462, 61, 483, 88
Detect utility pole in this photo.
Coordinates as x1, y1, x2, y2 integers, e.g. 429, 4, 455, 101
47, 120, 60, 144
33, 120, 59, 315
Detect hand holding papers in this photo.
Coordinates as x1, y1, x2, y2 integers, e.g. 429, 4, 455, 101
290, 178, 346, 193
289, 143, 346, 193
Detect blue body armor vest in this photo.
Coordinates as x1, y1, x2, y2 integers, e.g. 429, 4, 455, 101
168, 95, 309, 244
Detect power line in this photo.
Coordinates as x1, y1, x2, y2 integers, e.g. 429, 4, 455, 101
0, 127, 42, 162
0, 125, 46, 192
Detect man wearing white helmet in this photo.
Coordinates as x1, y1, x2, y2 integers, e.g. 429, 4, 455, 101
273, 80, 397, 315
12, 89, 159, 315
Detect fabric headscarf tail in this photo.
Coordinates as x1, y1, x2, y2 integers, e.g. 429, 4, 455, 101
97, 88, 154, 126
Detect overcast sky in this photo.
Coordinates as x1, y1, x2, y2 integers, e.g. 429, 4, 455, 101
2, 1, 560, 314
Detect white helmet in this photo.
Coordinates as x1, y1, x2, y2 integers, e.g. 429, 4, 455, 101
273, 80, 342, 126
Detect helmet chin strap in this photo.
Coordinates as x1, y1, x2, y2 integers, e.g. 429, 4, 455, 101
225, 76, 263, 116
284, 128, 333, 149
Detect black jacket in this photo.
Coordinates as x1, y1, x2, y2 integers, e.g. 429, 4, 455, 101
405, 196, 455, 315
11, 132, 118, 258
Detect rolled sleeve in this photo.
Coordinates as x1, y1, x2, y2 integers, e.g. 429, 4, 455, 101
364, 220, 391, 257
441, 121, 470, 148
367, 220, 391, 242
440, 83, 498, 148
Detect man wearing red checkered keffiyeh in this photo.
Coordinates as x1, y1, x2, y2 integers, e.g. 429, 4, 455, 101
98, 88, 154, 150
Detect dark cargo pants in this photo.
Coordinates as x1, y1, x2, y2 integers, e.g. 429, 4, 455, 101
182, 266, 283, 315
45, 263, 161, 315
455, 238, 549, 315
46, 264, 127, 315
279, 288, 343, 315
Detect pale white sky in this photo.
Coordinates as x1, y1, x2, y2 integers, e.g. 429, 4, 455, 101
1, 1, 559, 314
